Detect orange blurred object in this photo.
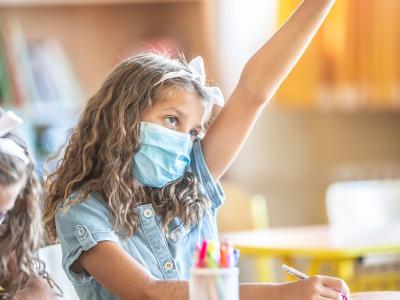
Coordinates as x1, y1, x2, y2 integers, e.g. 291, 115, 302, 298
276, 0, 400, 111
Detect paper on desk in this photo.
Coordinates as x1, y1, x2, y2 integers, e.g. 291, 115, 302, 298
351, 292, 400, 300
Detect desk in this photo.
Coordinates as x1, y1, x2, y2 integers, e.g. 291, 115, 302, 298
223, 225, 400, 286
351, 291, 400, 299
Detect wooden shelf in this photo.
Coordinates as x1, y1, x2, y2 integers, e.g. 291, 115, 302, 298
0, 0, 217, 98
0, 0, 201, 8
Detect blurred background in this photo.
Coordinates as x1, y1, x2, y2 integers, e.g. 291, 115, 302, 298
1, 0, 400, 292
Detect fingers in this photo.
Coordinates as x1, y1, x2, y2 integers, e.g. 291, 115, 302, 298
288, 275, 350, 300
306, 275, 350, 299
319, 275, 350, 296
309, 276, 339, 300
319, 285, 342, 299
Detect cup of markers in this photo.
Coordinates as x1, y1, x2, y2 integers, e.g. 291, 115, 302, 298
189, 240, 240, 300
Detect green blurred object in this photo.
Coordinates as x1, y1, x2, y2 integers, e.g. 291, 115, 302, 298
0, 44, 12, 106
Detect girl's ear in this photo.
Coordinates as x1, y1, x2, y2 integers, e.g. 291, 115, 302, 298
203, 105, 221, 131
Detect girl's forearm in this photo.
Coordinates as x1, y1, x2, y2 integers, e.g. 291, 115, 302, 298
239, 0, 336, 103
147, 280, 282, 300
240, 282, 282, 300
147, 280, 188, 300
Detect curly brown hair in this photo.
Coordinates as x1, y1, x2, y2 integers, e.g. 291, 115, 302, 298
44, 52, 215, 242
0, 110, 54, 299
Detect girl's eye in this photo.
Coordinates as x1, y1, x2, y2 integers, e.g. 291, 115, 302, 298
165, 116, 178, 128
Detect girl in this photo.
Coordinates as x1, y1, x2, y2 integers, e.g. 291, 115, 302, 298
0, 110, 56, 299
45, 0, 350, 299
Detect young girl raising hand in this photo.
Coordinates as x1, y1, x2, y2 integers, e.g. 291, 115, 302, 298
45, 0, 350, 299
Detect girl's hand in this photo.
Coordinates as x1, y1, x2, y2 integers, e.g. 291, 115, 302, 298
278, 275, 350, 300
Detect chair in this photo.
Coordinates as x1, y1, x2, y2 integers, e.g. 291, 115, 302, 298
218, 180, 272, 282
325, 179, 400, 291
38, 244, 80, 300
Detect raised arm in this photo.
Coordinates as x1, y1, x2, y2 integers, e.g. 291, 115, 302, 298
203, 0, 336, 180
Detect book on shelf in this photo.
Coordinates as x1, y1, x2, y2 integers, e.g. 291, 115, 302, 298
0, 17, 85, 125
0, 17, 85, 162
0, 43, 12, 107
0, 18, 26, 107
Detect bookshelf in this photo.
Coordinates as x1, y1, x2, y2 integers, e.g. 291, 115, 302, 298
0, 0, 200, 6
0, 0, 217, 97
0, 0, 217, 161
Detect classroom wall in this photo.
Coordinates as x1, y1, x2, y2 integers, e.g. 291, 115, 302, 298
215, 0, 400, 228
216, 0, 278, 94
224, 109, 400, 227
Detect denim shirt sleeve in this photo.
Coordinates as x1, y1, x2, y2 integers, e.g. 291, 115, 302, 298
190, 138, 225, 213
55, 194, 119, 285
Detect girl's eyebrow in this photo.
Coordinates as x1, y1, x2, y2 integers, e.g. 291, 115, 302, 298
162, 107, 203, 130
162, 107, 184, 117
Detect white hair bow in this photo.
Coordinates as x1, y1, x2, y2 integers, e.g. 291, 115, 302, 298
0, 111, 29, 164
154, 56, 225, 107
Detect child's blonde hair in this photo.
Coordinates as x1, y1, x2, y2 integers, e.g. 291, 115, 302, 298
44, 52, 215, 242
0, 110, 49, 299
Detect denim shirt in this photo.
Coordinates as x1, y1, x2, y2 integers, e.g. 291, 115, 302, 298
55, 139, 225, 300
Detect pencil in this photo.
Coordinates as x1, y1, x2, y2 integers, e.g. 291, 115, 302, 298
281, 264, 350, 300
282, 264, 308, 279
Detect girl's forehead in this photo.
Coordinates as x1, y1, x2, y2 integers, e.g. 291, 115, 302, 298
152, 87, 209, 120
156, 86, 203, 106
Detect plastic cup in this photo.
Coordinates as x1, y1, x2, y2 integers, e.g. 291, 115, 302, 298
189, 267, 239, 300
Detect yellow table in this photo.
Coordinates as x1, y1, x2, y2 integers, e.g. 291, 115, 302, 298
223, 225, 400, 287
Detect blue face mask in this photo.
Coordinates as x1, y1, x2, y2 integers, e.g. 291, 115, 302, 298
133, 122, 193, 188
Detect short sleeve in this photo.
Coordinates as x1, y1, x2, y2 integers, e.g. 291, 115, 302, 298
55, 194, 119, 285
190, 138, 225, 212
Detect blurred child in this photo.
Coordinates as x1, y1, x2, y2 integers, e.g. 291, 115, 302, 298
0, 110, 56, 299
45, 0, 349, 299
